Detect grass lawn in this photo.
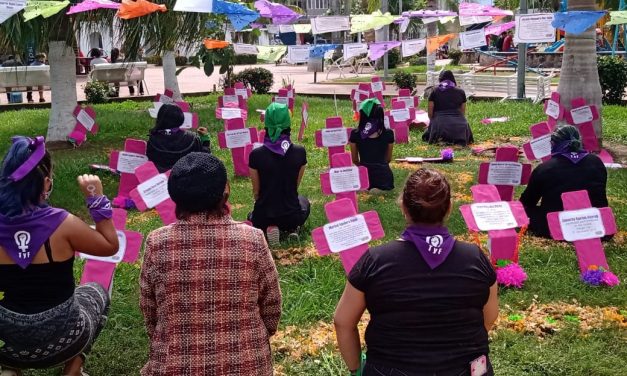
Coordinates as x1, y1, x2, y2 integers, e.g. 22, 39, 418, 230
0, 95, 626, 375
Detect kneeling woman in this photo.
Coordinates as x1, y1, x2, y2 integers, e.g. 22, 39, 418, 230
520, 125, 608, 238
423, 70, 474, 146
349, 98, 395, 191
0, 137, 119, 376
334, 168, 498, 376
249, 103, 310, 238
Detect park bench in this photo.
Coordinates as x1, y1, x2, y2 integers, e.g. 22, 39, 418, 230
89, 62, 149, 94
0, 65, 51, 94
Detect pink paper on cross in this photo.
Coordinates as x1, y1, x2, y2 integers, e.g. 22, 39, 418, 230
79, 208, 143, 291
320, 152, 369, 211
110, 138, 148, 208
219, 94, 247, 110
298, 102, 308, 142
312, 198, 384, 274
218, 118, 259, 176
315, 116, 353, 166
522, 121, 553, 162
281, 85, 295, 98
478, 146, 532, 201
68, 106, 98, 146
129, 161, 177, 225
544, 92, 564, 129
547, 190, 617, 276
459, 184, 529, 265
564, 97, 600, 152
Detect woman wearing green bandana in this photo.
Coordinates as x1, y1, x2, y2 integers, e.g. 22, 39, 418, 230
349, 98, 395, 191
248, 103, 310, 245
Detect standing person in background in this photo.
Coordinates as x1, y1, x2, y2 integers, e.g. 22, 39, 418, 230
334, 168, 498, 376
110, 48, 136, 96
26, 53, 47, 104
136, 48, 145, 96
496, 32, 506, 51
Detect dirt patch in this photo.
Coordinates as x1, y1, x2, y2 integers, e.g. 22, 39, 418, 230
604, 141, 627, 164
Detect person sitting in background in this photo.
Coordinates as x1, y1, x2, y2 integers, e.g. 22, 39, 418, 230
423, 70, 473, 146
88, 48, 107, 66
2, 55, 23, 103
496, 32, 506, 51
349, 98, 394, 191
0, 136, 118, 376
146, 103, 210, 173
248, 102, 309, 245
502, 31, 513, 52
109, 48, 136, 97
520, 125, 608, 238
26, 53, 46, 104
141, 153, 281, 376
334, 168, 498, 376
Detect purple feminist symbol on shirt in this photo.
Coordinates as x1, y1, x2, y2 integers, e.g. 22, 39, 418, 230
401, 225, 455, 269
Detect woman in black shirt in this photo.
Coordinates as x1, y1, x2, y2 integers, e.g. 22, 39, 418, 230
520, 125, 609, 238
422, 70, 474, 146
334, 168, 498, 376
146, 104, 210, 173
349, 98, 395, 191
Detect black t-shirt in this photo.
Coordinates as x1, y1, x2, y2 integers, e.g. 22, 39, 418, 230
429, 87, 467, 113
349, 239, 496, 372
249, 144, 307, 218
349, 129, 394, 164
520, 153, 608, 214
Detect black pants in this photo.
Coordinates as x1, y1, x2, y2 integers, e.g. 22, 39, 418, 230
250, 196, 310, 232
524, 205, 552, 239
363, 357, 494, 376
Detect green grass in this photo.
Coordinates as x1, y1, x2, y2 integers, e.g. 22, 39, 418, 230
0, 96, 626, 375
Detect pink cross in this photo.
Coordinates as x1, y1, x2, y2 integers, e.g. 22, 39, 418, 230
129, 161, 177, 225
544, 92, 565, 129
564, 97, 600, 152
522, 121, 553, 162
385, 100, 415, 144
281, 84, 295, 98
370, 76, 386, 106
460, 184, 529, 265
312, 198, 385, 274
148, 100, 191, 118
154, 89, 174, 104
225, 82, 252, 101
320, 152, 369, 211
298, 102, 308, 142
315, 117, 353, 166
351, 87, 373, 112
218, 94, 247, 110
218, 118, 260, 177
478, 146, 532, 201
68, 105, 98, 146
273, 93, 294, 111
393, 88, 419, 108
110, 139, 148, 207
547, 190, 617, 276
79, 208, 143, 291
216, 106, 249, 122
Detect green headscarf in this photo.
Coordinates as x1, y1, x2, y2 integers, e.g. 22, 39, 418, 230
264, 102, 291, 142
359, 98, 381, 117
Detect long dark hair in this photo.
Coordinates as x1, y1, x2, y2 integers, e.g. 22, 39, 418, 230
358, 103, 384, 135
439, 70, 457, 86
110, 48, 120, 63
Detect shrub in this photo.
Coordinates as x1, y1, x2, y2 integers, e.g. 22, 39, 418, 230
145, 55, 162, 66
388, 48, 400, 69
233, 54, 257, 65
448, 49, 463, 65
174, 56, 188, 66
83, 81, 109, 104
407, 55, 426, 66
231, 67, 274, 94
597, 55, 627, 105
393, 71, 417, 91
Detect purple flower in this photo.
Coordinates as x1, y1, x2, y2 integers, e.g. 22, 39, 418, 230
581, 269, 604, 286
441, 148, 454, 161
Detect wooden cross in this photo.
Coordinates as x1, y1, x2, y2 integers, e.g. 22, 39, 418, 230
522, 121, 552, 162
320, 152, 369, 211
110, 139, 148, 207
68, 105, 98, 146
478, 146, 532, 201
218, 118, 259, 177
312, 198, 384, 274
129, 161, 177, 225
543, 92, 565, 129
564, 97, 600, 152
315, 116, 352, 166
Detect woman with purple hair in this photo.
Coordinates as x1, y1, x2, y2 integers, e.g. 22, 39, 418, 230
0, 136, 119, 376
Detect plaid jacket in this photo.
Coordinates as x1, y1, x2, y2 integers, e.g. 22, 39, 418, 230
140, 214, 281, 376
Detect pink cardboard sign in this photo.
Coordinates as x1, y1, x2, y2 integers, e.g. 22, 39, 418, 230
155, 89, 174, 104
68, 106, 98, 146
129, 162, 177, 225
216, 107, 248, 121
299, 102, 308, 142
351, 88, 372, 112
312, 198, 385, 274
370, 76, 386, 106
478, 146, 532, 201
218, 118, 259, 177
110, 139, 148, 207
522, 122, 553, 162
219, 94, 247, 110
320, 153, 370, 211
79, 208, 143, 291
315, 117, 353, 166
180, 112, 199, 130
564, 97, 600, 152
544, 92, 564, 129
225, 82, 252, 100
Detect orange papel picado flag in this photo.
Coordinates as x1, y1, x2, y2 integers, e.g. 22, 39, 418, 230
427, 34, 456, 54
203, 39, 230, 50
117, 0, 167, 19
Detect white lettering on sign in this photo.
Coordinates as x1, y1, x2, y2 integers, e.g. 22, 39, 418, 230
558, 208, 605, 242
323, 214, 372, 253
221, 108, 242, 119
470, 202, 518, 231
570, 106, 594, 125
530, 134, 552, 160
117, 152, 148, 174
545, 100, 560, 119
77, 109, 95, 131
390, 108, 410, 122
321, 128, 348, 147
371, 81, 384, 93
329, 166, 361, 193
225, 128, 252, 149
137, 174, 170, 209
80, 230, 127, 264
487, 162, 523, 186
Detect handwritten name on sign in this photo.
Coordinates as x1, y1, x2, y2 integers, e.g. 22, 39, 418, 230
487, 162, 523, 186
136, 173, 169, 209
321, 128, 348, 147
558, 208, 606, 242
116, 152, 148, 174
330, 166, 361, 193
323, 214, 372, 253
470, 202, 518, 231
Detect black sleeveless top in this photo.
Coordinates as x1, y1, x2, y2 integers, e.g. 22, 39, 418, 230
0, 240, 75, 314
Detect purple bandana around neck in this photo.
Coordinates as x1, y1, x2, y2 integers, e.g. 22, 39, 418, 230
360, 118, 383, 139
438, 80, 456, 91
401, 225, 455, 269
263, 134, 292, 156
551, 140, 589, 164
0, 206, 69, 269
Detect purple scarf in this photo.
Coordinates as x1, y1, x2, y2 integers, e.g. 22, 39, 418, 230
263, 134, 292, 156
0, 206, 68, 269
552, 140, 589, 164
360, 118, 383, 139
401, 225, 456, 269
438, 80, 456, 91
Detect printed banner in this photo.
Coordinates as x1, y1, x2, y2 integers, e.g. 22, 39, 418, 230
257, 45, 287, 62
343, 43, 368, 59
514, 13, 556, 44
287, 45, 310, 64
459, 28, 487, 50
311, 16, 350, 34
0, 0, 26, 23
173, 0, 213, 13
401, 38, 426, 58
23, 0, 69, 21
233, 43, 258, 55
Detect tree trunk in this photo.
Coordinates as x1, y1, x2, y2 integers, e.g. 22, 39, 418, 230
426, 0, 437, 72
46, 41, 78, 142
557, 0, 603, 148
162, 51, 182, 101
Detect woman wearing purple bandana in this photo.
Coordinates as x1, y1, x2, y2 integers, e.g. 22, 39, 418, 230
335, 169, 498, 376
422, 70, 474, 146
349, 99, 395, 191
520, 125, 609, 238
0, 136, 119, 376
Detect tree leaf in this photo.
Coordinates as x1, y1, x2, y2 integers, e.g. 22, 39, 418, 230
219, 64, 228, 74
204, 61, 215, 76
175, 66, 189, 76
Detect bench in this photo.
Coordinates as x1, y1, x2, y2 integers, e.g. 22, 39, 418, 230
89, 62, 149, 94
0, 65, 51, 93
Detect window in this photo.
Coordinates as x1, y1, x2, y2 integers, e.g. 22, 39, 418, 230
307, 0, 329, 10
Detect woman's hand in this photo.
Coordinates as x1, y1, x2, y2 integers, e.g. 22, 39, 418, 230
198, 127, 208, 136
77, 174, 103, 197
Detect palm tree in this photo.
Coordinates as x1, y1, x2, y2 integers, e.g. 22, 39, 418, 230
557, 0, 603, 148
